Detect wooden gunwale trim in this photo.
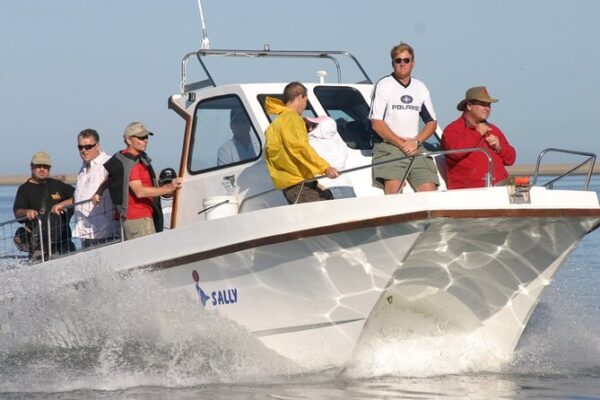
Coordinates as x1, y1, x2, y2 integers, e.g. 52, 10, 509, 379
143, 207, 600, 272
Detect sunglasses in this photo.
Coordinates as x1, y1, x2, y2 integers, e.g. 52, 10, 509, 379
471, 100, 491, 107
77, 143, 97, 151
33, 164, 51, 169
394, 57, 412, 65
134, 135, 149, 141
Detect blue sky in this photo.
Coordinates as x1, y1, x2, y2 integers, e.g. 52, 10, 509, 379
1, 0, 599, 174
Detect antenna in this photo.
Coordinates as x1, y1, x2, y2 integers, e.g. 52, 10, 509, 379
197, 0, 210, 49
317, 70, 327, 84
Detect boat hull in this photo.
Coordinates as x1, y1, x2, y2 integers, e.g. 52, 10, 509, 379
2, 189, 599, 369
154, 214, 598, 368
349, 216, 596, 370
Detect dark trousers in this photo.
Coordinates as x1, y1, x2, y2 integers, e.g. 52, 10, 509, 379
82, 237, 119, 249
282, 181, 333, 204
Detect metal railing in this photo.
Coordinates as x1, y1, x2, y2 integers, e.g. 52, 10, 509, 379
235, 146, 596, 214
237, 147, 493, 212
0, 216, 44, 262
43, 199, 123, 261
0, 199, 122, 265
180, 48, 373, 94
532, 148, 597, 190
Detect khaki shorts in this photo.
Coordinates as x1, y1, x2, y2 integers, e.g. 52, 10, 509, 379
123, 217, 155, 241
372, 142, 439, 189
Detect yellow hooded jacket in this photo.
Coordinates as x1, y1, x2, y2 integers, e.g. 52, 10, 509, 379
264, 97, 329, 189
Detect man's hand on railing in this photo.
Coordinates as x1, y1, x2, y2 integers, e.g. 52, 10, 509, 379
324, 166, 340, 179
25, 209, 39, 220
51, 204, 65, 215
400, 139, 418, 156
91, 193, 102, 206
51, 197, 74, 215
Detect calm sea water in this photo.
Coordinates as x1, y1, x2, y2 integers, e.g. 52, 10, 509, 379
0, 177, 599, 399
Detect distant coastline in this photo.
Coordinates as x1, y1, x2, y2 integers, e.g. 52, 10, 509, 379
506, 163, 600, 177
0, 164, 598, 186
0, 174, 78, 185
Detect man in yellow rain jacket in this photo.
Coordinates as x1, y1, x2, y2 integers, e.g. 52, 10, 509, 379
265, 82, 339, 204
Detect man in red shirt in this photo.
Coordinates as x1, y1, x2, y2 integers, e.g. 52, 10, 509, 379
104, 122, 182, 240
441, 86, 516, 189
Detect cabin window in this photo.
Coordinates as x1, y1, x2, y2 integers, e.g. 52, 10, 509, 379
189, 95, 262, 173
313, 86, 375, 150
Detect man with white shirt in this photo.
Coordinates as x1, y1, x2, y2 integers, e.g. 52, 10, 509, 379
217, 108, 260, 166
53, 129, 119, 248
369, 42, 439, 194
158, 167, 177, 230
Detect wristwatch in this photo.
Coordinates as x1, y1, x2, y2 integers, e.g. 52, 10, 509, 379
414, 138, 421, 146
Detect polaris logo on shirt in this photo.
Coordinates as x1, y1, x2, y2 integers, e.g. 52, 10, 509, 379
391, 104, 419, 111
400, 95, 413, 104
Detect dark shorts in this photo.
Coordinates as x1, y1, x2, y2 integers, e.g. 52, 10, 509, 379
372, 142, 439, 189
282, 181, 333, 204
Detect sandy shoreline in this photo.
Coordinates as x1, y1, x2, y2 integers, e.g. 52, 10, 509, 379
0, 164, 597, 186
0, 174, 78, 185
506, 163, 600, 177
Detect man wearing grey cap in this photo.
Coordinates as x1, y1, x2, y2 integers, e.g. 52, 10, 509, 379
103, 122, 182, 240
441, 86, 516, 189
13, 151, 75, 258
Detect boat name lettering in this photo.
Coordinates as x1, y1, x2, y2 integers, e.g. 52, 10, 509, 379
212, 288, 238, 306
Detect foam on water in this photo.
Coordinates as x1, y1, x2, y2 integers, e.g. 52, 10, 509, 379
343, 308, 511, 378
0, 258, 300, 392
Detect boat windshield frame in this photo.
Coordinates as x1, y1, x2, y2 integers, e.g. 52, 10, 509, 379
179, 48, 373, 94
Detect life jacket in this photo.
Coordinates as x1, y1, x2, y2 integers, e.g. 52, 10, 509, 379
104, 151, 163, 233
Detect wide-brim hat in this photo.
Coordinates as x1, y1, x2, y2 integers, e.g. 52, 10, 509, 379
124, 121, 154, 138
457, 86, 499, 111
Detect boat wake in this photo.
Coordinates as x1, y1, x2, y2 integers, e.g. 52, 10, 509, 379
1, 252, 600, 392
344, 308, 511, 378
343, 298, 600, 379
0, 259, 299, 392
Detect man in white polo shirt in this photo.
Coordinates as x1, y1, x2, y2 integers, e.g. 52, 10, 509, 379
369, 42, 439, 194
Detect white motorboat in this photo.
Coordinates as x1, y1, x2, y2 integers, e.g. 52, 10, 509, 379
1, 48, 599, 370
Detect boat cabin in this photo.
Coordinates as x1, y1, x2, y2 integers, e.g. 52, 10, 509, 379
167, 49, 449, 229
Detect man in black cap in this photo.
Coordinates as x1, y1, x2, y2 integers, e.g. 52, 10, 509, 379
158, 167, 177, 229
